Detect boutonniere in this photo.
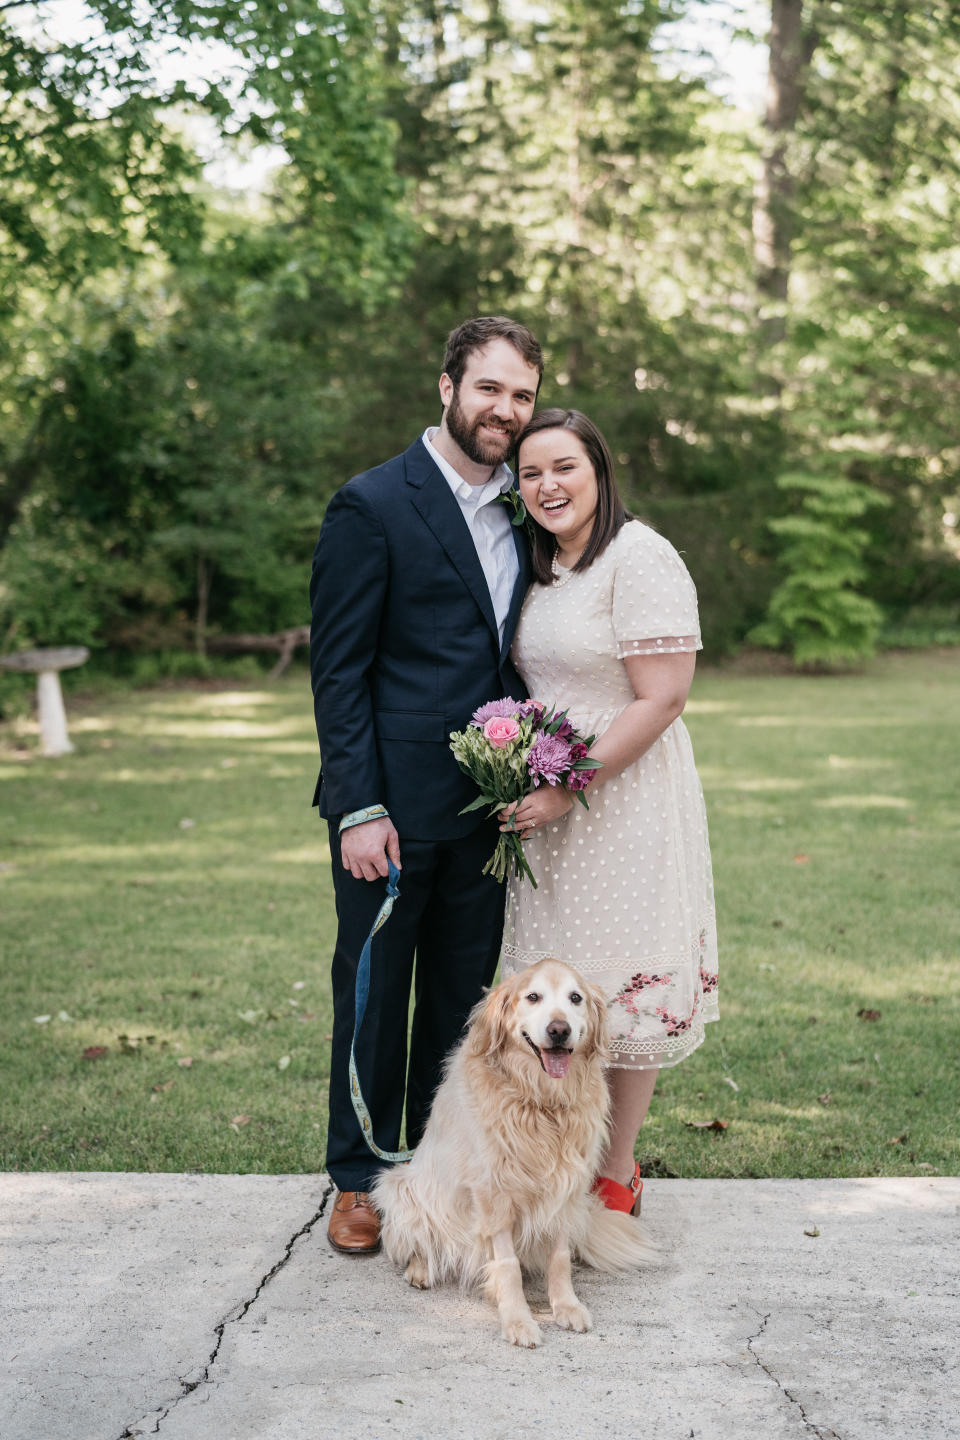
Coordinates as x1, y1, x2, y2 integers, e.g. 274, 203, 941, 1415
498, 486, 531, 533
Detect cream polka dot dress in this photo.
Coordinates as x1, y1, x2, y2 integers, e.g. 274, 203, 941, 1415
501, 520, 719, 1069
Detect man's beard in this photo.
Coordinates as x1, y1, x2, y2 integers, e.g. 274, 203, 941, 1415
445, 388, 518, 466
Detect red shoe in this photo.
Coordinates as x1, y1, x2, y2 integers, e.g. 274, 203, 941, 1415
591, 1162, 643, 1216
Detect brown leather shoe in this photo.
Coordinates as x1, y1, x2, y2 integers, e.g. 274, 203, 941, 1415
327, 1190, 382, 1255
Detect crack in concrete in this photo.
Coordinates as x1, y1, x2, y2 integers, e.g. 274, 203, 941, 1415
746, 1310, 842, 1440
116, 1180, 335, 1439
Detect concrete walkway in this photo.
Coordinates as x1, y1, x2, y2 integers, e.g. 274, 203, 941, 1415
2, 1174, 957, 1440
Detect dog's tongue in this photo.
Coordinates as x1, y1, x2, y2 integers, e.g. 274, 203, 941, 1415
542, 1048, 571, 1079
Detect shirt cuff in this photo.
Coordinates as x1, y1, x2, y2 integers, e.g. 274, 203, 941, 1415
338, 805, 390, 833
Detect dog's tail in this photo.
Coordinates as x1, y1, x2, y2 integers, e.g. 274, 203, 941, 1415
575, 1198, 657, 1272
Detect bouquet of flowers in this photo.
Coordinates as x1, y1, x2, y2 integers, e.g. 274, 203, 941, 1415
449, 698, 602, 887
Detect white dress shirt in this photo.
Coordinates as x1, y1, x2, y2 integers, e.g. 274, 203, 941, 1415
422, 427, 519, 646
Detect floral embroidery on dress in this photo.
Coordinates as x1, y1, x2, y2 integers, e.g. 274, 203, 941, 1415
612, 970, 672, 1020
655, 1005, 694, 1037
656, 982, 706, 1038
697, 927, 718, 997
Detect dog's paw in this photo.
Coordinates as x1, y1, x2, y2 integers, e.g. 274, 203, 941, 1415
552, 1299, 592, 1333
502, 1315, 542, 1348
404, 1256, 431, 1289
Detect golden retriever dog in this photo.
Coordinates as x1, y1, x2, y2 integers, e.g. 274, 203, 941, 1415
372, 959, 655, 1348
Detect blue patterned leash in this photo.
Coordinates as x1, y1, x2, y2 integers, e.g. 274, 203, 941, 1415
348, 859, 413, 1162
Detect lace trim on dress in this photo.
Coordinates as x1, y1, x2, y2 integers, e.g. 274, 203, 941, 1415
607, 1022, 708, 1070
616, 635, 701, 658
501, 943, 705, 976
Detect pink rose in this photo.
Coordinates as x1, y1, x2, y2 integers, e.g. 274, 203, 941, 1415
483, 716, 521, 748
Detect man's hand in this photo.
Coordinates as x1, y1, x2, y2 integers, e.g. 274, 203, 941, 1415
340, 817, 401, 882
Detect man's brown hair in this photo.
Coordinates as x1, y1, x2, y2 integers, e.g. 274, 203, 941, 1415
442, 316, 544, 391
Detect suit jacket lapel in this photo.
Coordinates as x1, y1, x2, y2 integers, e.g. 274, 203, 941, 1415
404, 440, 500, 640
501, 512, 532, 662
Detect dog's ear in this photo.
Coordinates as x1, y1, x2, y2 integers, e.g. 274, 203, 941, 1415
582, 979, 611, 1061
466, 974, 517, 1059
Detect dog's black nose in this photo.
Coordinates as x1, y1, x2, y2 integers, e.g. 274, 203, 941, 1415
546, 1019, 571, 1046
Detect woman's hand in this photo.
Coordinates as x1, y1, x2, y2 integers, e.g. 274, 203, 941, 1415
499, 787, 573, 838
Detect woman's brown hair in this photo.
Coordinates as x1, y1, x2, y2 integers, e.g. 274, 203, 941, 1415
515, 409, 633, 584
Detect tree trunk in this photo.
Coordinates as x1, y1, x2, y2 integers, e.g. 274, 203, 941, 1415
877, 0, 908, 196
752, 0, 818, 378
564, 51, 586, 391
195, 554, 211, 657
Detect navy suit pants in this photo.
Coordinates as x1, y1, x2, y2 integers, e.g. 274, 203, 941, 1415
324, 816, 506, 1193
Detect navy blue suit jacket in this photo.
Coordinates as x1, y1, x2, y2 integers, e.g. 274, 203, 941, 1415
310, 437, 531, 840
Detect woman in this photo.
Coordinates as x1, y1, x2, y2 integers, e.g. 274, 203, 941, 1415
499, 409, 718, 1215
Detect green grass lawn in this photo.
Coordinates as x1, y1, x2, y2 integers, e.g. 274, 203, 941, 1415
1, 652, 957, 1178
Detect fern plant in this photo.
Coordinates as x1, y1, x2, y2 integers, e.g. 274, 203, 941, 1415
750, 472, 890, 668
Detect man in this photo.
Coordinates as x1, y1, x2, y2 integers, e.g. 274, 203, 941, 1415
310, 316, 543, 1254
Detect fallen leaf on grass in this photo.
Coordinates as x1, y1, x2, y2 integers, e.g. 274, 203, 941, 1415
887, 1134, 908, 1146
231, 1114, 250, 1126
57, 1011, 72, 1022
817, 1092, 832, 1106
723, 1076, 740, 1092
793, 854, 810, 864
83, 1046, 108, 1061
33, 1015, 51, 1025
292, 981, 306, 990
177, 1056, 194, 1068
804, 1226, 821, 1238
277, 1055, 291, 1071
237, 1009, 264, 1024
857, 1008, 882, 1022
917, 1164, 940, 1174
178, 818, 196, 830
684, 1119, 729, 1132
152, 1080, 176, 1093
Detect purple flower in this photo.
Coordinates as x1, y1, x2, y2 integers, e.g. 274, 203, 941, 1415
567, 768, 596, 792
471, 697, 522, 727
527, 731, 574, 787
551, 716, 575, 742
517, 699, 546, 722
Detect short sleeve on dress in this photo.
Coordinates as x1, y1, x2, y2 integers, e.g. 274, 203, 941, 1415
612, 522, 702, 659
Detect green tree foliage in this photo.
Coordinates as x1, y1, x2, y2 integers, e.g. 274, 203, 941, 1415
1, 0, 958, 671
763, 0, 960, 617
749, 472, 890, 666
0, 0, 409, 555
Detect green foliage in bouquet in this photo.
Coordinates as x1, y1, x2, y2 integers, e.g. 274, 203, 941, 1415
749, 472, 891, 669
449, 705, 602, 887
